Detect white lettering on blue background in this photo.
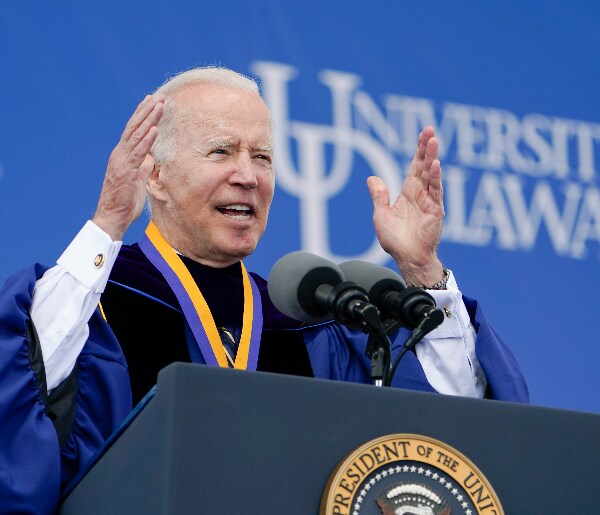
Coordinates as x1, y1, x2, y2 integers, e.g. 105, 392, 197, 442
252, 61, 600, 262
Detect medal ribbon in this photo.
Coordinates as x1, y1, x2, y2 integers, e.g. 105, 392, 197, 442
138, 220, 262, 370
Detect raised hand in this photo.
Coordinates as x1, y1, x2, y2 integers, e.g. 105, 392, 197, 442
368, 125, 445, 287
92, 94, 164, 241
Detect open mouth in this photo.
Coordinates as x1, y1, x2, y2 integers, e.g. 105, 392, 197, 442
216, 204, 254, 221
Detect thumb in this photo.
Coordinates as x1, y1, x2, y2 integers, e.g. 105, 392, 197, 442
140, 154, 156, 182
367, 176, 390, 214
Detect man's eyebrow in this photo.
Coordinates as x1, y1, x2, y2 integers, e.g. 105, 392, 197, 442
210, 139, 235, 148
253, 144, 273, 152
191, 139, 234, 154
191, 141, 273, 154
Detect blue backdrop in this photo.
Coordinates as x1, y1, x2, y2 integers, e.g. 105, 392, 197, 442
1, 1, 599, 412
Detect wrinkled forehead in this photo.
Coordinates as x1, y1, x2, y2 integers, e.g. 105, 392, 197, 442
169, 84, 273, 143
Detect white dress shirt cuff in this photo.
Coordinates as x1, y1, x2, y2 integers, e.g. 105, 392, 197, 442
424, 271, 469, 340
55, 220, 122, 292
413, 270, 487, 398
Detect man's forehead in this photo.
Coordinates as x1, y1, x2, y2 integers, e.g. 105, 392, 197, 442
208, 115, 272, 129
172, 83, 268, 113
187, 116, 273, 143
171, 86, 271, 131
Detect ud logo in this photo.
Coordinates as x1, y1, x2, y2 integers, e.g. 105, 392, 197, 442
320, 434, 503, 515
251, 61, 600, 263
251, 60, 403, 265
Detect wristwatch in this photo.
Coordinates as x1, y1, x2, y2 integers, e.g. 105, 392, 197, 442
408, 268, 450, 290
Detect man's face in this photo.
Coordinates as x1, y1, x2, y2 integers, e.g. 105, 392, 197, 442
149, 83, 275, 267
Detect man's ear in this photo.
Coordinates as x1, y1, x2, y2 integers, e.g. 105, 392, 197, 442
147, 164, 168, 202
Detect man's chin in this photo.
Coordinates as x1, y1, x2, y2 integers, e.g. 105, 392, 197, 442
220, 239, 259, 262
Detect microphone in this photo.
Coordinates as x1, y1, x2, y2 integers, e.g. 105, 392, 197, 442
267, 251, 382, 331
339, 260, 446, 386
338, 260, 444, 331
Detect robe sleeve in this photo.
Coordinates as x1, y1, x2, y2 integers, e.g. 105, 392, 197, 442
303, 322, 437, 393
303, 295, 529, 403
464, 295, 529, 402
0, 265, 60, 514
0, 264, 132, 514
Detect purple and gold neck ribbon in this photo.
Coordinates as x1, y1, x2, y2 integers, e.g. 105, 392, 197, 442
138, 220, 262, 370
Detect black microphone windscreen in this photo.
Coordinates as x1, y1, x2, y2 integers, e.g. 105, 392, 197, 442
268, 251, 344, 324
339, 260, 406, 305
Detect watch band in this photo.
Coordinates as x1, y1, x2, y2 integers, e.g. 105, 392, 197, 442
407, 268, 450, 290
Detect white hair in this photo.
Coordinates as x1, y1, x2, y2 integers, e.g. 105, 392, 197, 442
151, 66, 260, 164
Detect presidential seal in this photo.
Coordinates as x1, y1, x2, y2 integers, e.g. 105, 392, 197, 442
320, 434, 503, 515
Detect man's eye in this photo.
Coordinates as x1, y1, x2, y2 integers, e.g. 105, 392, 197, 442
212, 148, 228, 155
255, 154, 272, 163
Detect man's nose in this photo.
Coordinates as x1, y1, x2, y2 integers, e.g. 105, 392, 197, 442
230, 152, 259, 189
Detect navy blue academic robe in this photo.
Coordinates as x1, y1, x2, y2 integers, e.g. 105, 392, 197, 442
0, 264, 131, 515
0, 247, 528, 513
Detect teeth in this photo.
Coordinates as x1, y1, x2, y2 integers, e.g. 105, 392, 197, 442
218, 204, 252, 221
221, 204, 251, 211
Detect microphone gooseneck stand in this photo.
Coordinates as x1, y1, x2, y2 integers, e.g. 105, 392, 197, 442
370, 287, 445, 387
315, 280, 394, 387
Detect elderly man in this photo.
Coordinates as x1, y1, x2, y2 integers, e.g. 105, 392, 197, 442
0, 67, 527, 513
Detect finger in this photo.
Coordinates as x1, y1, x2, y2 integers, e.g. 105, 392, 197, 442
120, 94, 164, 144
420, 136, 439, 184
412, 125, 435, 177
124, 101, 164, 153
415, 125, 434, 157
428, 159, 443, 205
120, 95, 153, 142
367, 176, 391, 214
138, 154, 156, 183
128, 125, 159, 168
